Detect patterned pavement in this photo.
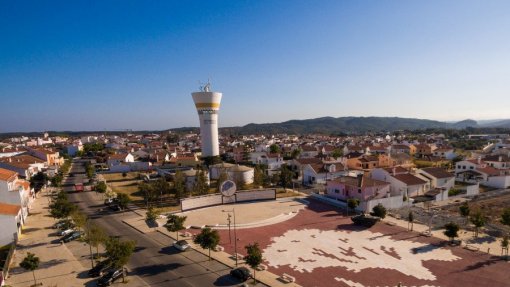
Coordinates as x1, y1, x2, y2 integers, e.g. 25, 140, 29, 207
205, 199, 509, 287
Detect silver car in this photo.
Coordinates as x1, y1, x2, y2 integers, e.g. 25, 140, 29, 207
59, 228, 74, 237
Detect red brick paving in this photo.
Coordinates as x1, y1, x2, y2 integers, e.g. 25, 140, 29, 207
190, 199, 510, 287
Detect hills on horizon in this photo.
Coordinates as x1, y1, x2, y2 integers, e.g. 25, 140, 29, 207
2, 117, 510, 137
173, 116, 510, 135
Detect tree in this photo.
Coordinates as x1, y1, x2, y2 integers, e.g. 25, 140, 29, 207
86, 223, 107, 260
192, 168, 209, 196
96, 181, 107, 193
173, 170, 186, 199
245, 243, 262, 283
347, 198, 360, 216
193, 227, 220, 260
70, 210, 87, 232
279, 164, 293, 190
443, 222, 460, 243
501, 235, 509, 259
50, 198, 77, 219
116, 193, 131, 211
331, 148, 343, 159
500, 208, 510, 226
105, 237, 136, 282
470, 210, 486, 238
290, 148, 301, 160
146, 207, 159, 223
253, 165, 266, 188
459, 202, 470, 225
216, 169, 229, 192
20, 252, 40, 286
152, 178, 171, 199
370, 203, 387, 219
269, 144, 281, 154
85, 163, 95, 179
408, 210, 414, 231
165, 214, 187, 241
139, 182, 158, 207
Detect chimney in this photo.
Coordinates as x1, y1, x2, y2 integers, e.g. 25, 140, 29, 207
477, 157, 481, 164
499, 155, 502, 162
392, 167, 396, 176
357, 173, 363, 187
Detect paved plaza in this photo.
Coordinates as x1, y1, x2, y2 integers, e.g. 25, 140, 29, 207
185, 198, 510, 287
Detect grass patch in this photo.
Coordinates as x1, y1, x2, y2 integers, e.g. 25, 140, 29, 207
155, 205, 181, 214
110, 184, 143, 201
102, 172, 141, 182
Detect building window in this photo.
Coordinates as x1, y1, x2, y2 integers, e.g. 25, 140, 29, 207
334, 189, 340, 194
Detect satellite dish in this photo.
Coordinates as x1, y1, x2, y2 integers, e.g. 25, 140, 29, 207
220, 180, 237, 197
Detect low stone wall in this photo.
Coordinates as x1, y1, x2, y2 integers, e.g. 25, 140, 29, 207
180, 189, 276, 211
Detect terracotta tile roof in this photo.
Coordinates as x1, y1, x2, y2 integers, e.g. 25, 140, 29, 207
393, 173, 427, 186
295, 158, 322, 165
333, 176, 389, 188
0, 168, 17, 181
420, 167, 454, 179
476, 166, 501, 176
383, 166, 408, 174
0, 202, 21, 215
484, 155, 510, 162
109, 153, 128, 160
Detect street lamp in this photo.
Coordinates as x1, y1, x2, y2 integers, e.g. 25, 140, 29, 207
222, 208, 238, 266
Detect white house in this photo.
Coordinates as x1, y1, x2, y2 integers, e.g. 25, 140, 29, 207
371, 167, 429, 198
0, 202, 22, 246
416, 167, 455, 192
302, 163, 347, 185
107, 153, 135, 167
432, 148, 456, 160
0, 168, 33, 225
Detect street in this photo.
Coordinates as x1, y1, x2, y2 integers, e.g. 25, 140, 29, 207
67, 160, 247, 287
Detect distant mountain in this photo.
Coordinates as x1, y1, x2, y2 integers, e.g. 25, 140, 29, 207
450, 119, 478, 129
208, 116, 482, 135
481, 119, 510, 128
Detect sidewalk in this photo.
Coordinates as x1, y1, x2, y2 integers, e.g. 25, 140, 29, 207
6, 191, 91, 287
123, 210, 301, 287
6, 190, 148, 287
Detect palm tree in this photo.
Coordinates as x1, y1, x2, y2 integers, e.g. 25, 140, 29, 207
20, 252, 40, 286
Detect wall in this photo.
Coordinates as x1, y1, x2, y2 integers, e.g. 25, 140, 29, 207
0, 215, 16, 246
180, 189, 276, 211
485, 175, 510, 189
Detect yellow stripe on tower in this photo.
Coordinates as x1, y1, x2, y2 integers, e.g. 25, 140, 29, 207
195, 103, 221, 109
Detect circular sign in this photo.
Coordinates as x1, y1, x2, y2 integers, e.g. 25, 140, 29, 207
220, 180, 237, 197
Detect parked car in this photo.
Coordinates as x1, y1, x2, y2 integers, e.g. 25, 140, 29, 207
108, 204, 121, 211
61, 231, 83, 243
173, 240, 190, 251
104, 198, 118, 206
230, 267, 250, 282
88, 260, 112, 277
97, 268, 125, 286
53, 219, 72, 229
59, 228, 75, 237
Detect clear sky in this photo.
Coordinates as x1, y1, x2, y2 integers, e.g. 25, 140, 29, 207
1, 0, 509, 132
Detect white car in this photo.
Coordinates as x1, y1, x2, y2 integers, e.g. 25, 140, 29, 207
59, 228, 74, 237
173, 240, 190, 251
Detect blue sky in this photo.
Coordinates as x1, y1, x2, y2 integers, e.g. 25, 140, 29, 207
1, 0, 509, 132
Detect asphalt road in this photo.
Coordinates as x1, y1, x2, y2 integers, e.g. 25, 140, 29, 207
67, 160, 250, 287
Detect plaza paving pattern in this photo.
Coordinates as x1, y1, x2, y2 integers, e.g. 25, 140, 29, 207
203, 199, 509, 287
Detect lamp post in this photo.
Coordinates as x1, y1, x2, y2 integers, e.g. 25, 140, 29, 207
223, 208, 238, 266
227, 213, 232, 244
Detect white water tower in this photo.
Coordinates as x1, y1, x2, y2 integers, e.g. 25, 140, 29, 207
192, 82, 222, 157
